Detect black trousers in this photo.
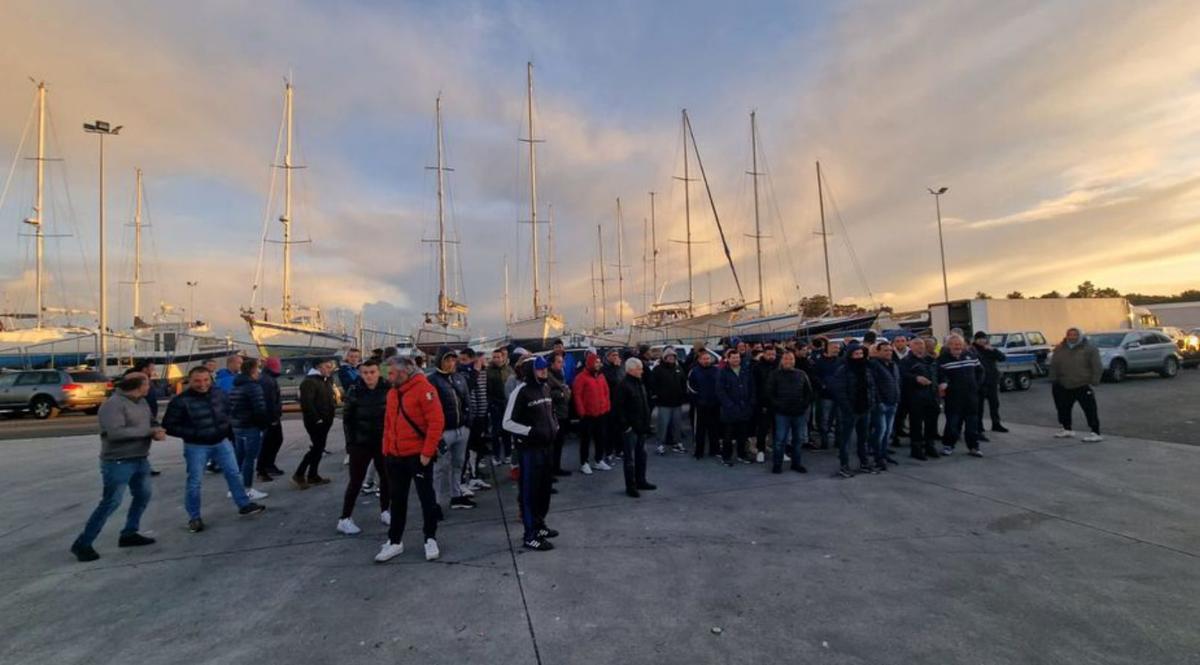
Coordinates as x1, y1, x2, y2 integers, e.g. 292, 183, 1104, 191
721, 420, 750, 462
578, 415, 605, 465
908, 399, 940, 449
257, 421, 284, 472
384, 454, 438, 544
693, 405, 720, 458
892, 396, 910, 444
295, 419, 332, 479
342, 446, 389, 518
976, 381, 1002, 430
753, 407, 774, 455
602, 412, 622, 458
552, 418, 569, 472
623, 431, 649, 489
518, 447, 553, 542
1052, 382, 1100, 434
943, 399, 980, 450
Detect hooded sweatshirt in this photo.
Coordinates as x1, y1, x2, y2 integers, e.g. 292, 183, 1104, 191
571, 352, 611, 417
1049, 328, 1103, 389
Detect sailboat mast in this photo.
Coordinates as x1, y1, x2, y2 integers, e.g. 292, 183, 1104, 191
590, 260, 599, 330
547, 203, 555, 311
615, 197, 625, 327
132, 167, 143, 322
641, 214, 648, 314
503, 256, 511, 324
681, 110, 694, 317
649, 190, 658, 305
524, 62, 541, 316
817, 160, 833, 315
32, 82, 46, 328
435, 95, 448, 324
597, 224, 608, 329
749, 111, 765, 315
281, 81, 294, 323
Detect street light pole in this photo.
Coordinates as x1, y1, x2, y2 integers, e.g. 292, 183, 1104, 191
928, 186, 950, 303
84, 120, 122, 373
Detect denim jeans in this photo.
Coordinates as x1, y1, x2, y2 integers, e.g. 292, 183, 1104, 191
232, 428, 263, 488
816, 398, 837, 447
434, 426, 469, 509
184, 441, 250, 519
836, 408, 870, 468
773, 412, 808, 468
869, 403, 898, 463
74, 457, 152, 548
654, 405, 683, 447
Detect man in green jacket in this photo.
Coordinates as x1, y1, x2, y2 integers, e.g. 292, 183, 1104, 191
1048, 327, 1104, 442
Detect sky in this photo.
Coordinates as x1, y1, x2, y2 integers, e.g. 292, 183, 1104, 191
2, 0, 1198, 339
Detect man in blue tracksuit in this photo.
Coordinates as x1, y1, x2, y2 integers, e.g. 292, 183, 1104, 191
503, 356, 560, 552
715, 349, 755, 466
937, 334, 986, 457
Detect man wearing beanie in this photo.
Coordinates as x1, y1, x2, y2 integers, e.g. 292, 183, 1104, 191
503, 355, 560, 551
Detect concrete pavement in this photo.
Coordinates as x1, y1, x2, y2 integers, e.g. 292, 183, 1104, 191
1, 420, 1198, 665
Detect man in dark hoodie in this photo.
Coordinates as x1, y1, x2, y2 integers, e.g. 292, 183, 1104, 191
255, 356, 286, 481
716, 349, 755, 466
765, 350, 813, 474
832, 345, 875, 477
429, 350, 474, 511
938, 334, 986, 457
649, 347, 687, 455
503, 356, 560, 551
900, 338, 941, 460
687, 350, 720, 459
572, 351, 612, 474
228, 358, 270, 500
293, 358, 337, 488
750, 346, 778, 463
614, 357, 657, 498
972, 331, 1008, 438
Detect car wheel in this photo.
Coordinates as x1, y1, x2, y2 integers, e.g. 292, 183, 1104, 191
1000, 374, 1015, 392
30, 395, 60, 420
1160, 356, 1179, 378
1108, 359, 1127, 383
1016, 373, 1033, 391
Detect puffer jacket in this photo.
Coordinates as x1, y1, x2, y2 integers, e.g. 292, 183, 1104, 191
831, 359, 876, 415
715, 365, 755, 423
900, 354, 938, 405
259, 369, 283, 423
687, 364, 719, 407
751, 357, 778, 410
1049, 338, 1103, 389
382, 372, 444, 458
162, 387, 232, 445
299, 370, 336, 426
765, 366, 814, 417
870, 359, 901, 406
614, 373, 653, 435
342, 379, 390, 450
812, 354, 842, 399
572, 354, 611, 417
649, 361, 686, 408
229, 373, 269, 429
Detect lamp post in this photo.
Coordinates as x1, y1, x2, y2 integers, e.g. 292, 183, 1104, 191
83, 120, 122, 372
186, 281, 199, 322
927, 186, 950, 304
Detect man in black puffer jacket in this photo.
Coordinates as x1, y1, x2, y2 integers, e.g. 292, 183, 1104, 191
256, 357, 285, 480
615, 358, 656, 498
648, 347, 687, 455
765, 350, 813, 474
294, 359, 337, 488
831, 346, 875, 477
163, 366, 266, 533
228, 358, 269, 498
900, 338, 941, 460
337, 359, 390, 534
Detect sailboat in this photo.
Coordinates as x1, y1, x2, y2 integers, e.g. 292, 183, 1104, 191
241, 80, 355, 359
414, 95, 471, 353
631, 109, 745, 345
0, 81, 96, 369
505, 62, 565, 350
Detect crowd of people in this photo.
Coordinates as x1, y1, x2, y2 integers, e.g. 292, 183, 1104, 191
68, 326, 1105, 565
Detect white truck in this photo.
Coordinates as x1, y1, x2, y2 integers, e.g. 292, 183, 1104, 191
929, 297, 1154, 343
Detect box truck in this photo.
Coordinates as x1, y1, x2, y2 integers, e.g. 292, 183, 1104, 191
928, 298, 1149, 342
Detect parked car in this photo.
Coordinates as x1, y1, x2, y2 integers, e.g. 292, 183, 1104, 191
0, 369, 113, 419
987, 331, 1052, 375
1150, 326, 1200, 368
1088, 330, 1182, 382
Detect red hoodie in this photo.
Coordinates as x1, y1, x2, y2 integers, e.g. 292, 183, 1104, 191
383, 372, 445, 458
571, 352, 611, 417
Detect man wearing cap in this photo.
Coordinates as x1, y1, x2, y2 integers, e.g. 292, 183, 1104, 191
649, 347, 687, 455
971, 331, 1008, 437
503, 355, 560, 551
429, 350, 475, 511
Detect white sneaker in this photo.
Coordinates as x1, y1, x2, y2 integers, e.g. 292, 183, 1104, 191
1054, 429, 1075, 439
380, 510, 391, 526
783, 454, 792, 463
459, 485, 475, 497
246, 488, 269, 501
342, 454, 350, 466
656, 444, 666, 455
595, 460, 613, 471
1082, 433, 1104, 443
374, 541, 404, 562
755, 452, 765, 464
580, 462, 593, 475
424, 538, 440, 561
337, 518, 362, 535
361, 482, 379, 495
468, 478, 491, 490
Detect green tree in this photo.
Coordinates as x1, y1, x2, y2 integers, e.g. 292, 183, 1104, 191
1095, 287, 1121, 298
800, 294, 830, 318
975, 291, 992, 299
1006, 291, 1024, 299
1040, 290, 1063, 299
1068, 281, 1096, 298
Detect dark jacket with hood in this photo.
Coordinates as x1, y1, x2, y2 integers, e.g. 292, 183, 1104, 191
751, 356, 778, 410
259, 367, 283, 423
428, 368, 469, 430
572, 352, 611, 417
601, 359, 624, 403
831, 356, 876, 415
812, 353, 842, 399
649, 359, 687, 408
972, 341, 1007, 386
870, 358, 901, 406
229, 373, 269, 429
615, 372, 654, 435
342, 378, 390, 450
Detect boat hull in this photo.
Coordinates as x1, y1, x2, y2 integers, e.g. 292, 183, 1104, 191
243, 318, 354, 359
0, 328, 97, 370
629, 308, 743, 346
414, 325, 471, 355
506, 315, 566, 352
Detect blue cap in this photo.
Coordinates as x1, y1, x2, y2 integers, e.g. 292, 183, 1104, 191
533, 356, 549, 370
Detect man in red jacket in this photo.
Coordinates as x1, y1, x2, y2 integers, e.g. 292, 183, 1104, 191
375, 357, 445, 564
571, 351, 611, 475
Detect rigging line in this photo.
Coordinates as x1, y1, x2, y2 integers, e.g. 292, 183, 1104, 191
250, 96, 287, 310
0, 92, 36, 219
684, 114, 744, 301
757, 142, 803, 301
821, 174, 877, 308
45, 103, 94, 304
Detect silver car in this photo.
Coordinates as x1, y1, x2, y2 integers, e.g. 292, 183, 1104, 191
0, 369, 112, 419
1089, 330, 1182, 382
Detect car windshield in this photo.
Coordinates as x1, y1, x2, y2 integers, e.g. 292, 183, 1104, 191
988, 334, 1006, 346
1090, 333, 1126, 348
69, 371, 108, 383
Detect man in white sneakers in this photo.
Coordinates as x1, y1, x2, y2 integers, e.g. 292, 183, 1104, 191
1048, 327, 1104, 442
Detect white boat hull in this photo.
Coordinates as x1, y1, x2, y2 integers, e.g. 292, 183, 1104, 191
243, 318, 354, 358
0, 327, 96, 369
506, 314, 566, 351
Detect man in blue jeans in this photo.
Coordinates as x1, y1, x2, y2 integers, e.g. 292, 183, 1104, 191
869, 341, 901, 472
810, 340, 842, 450
71, 372, 164, 562
163, 366, 266, 533
229, 357, 270, 501
765, 350, 813, 474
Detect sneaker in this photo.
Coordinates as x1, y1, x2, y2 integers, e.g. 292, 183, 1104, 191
374, 541, 404, 562
450, 496, 477, 510
755, 451, 765, 463
291, 474, 310, 490
968, 449, 984, 458
381, 510, 391, 526
875, 462, 888, 472
187, 518, 205, 533
671, 443, 686, 454
580, 463, 594, 475
424, 538, 440, 561
238, 503, 267, 516
1054, 429, 1075, 439
655, 444, 666, 455
859, 464, 880, 475
257, 472, 274, 483
595, 460, 613, 472
468, 478, 492, 490
337, 518, 362, 535
835, 466, 854, 479
1082, 433, 1104, 443
992, 424, 1010, 433
941, 446, 954, 456
739, 456, 753, 465
150, 469, 162, 477
246, 488, 269, 501
307, 476, 331, 486
459, 485, 476, 498
268, 465, 287, 476
71, 543, 100, 562
977, 434, 990, 443
491, 456, 503, 467
790, 464, 808, 474
118, 533, 156, 547
523, 537, 555, 551
783, 454, 792, 463
536, 526, 560, 539
361, 482, 379, 495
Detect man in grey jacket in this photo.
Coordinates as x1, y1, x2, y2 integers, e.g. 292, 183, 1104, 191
70, 372, 166, 562
1048, 327, 1104, 442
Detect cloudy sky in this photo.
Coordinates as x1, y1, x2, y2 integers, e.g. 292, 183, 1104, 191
2, 0, 1198, 339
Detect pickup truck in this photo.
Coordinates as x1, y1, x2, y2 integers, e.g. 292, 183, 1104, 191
987, 331, 1052, 376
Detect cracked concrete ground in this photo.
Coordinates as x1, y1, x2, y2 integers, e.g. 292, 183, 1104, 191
1, 416, 1197, 665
